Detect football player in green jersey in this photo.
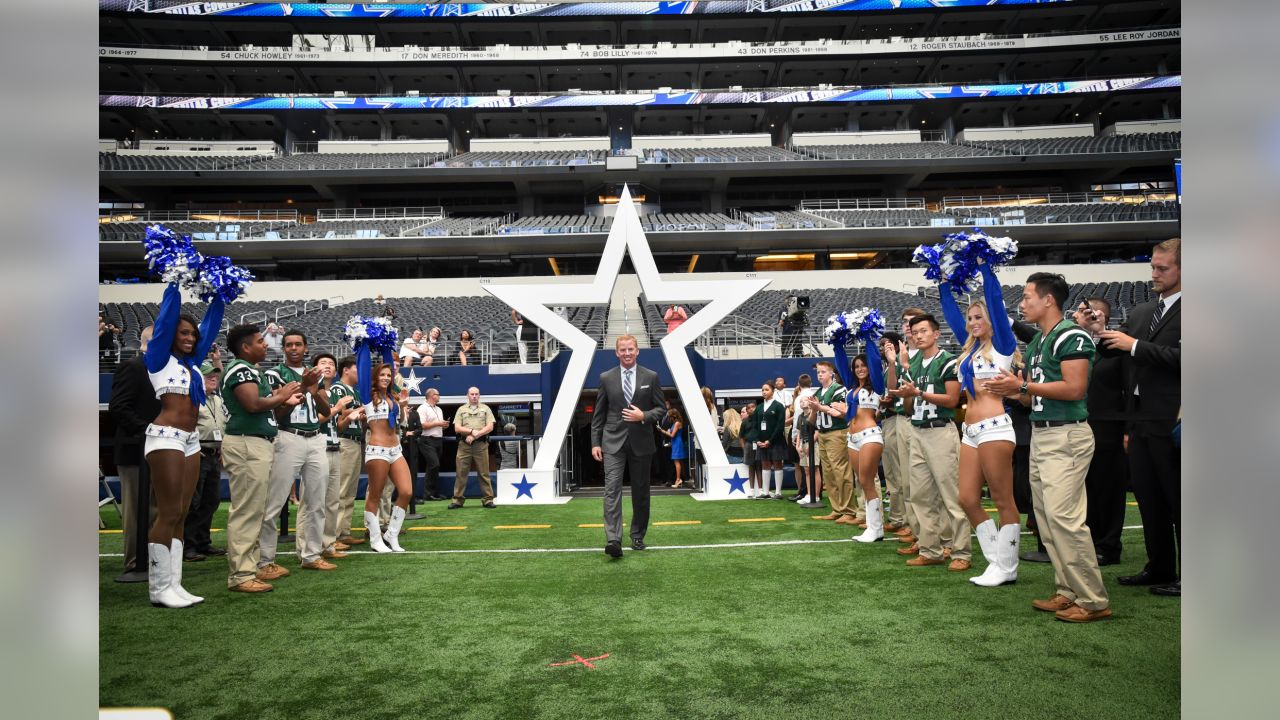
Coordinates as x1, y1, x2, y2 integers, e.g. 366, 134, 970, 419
985, 272, 1111, 623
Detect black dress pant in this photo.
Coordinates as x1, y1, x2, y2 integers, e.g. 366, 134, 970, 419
1085, 420, 1128, 559
420, 436, 442, 497
184, 449, 222, 552
1129, 424, 1181, 578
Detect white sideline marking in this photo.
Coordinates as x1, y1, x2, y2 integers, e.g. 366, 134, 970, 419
98, 526, 1147, 558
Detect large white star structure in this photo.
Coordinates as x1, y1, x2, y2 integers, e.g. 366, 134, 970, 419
484, 185, 770, 498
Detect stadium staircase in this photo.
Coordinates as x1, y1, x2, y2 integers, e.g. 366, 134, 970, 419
605, 275, 651, 348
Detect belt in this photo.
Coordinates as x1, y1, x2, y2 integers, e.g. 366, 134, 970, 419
818, 427, 848, 434
325, 445, 340, 452
281, 427, 321, 438
200, 445, 220, 455
228, 433, 275, 443
915, 419, 953, 428
1033, 419, 1087, 428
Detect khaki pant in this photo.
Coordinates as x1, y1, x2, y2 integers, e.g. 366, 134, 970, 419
117, 464, 158, 574
880, 415, 909, 527
260, 431, 329, 566
303, 441, 357, 553
222, 435, 275, 589
334, 438, 363, 539
453, 439, 494, 505
1031, 423, 1109, 611
908, 424, 971, 561
816, 430, 854, 517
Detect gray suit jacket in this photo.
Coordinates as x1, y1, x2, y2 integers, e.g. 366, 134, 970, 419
591, 365, 667, 456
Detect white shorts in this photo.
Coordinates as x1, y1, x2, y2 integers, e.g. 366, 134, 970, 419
365, 444, 404, 465
144, 424, 201, 457
846, 426, 884, 452
961, 413, 1017, 448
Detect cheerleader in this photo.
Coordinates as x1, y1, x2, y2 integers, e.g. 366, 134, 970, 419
348, 317, 413, 553
846, 350, 888, 543
143, 282, 225, 607
938, 261, 1021, 586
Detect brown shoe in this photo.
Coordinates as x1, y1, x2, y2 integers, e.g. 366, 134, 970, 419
906, 555, 945, 567
1055, 605, 1113, 623
835, 515, 860, 526
333, 541, 351, 551
322, 549, 349, 559
857, 520, 868, 529
896, 543, 919, 556
943, 547, 953, 560
897, 534, 917, 544
818, 512, 840, 521
255, 563, 290, 581
1031, 594, 1075, 613
947, 559, 972, 572
338, 535, 365, 546
883, 523, 903, 533
229, 579, 273, 593
894, 526, 914, 537
301, 559, 338, 571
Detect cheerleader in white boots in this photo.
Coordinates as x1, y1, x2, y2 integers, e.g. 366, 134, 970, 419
144, 282, 224, 607
360, 362, 413, 553
939, 261, 1021, 586
848, 352, 888, 544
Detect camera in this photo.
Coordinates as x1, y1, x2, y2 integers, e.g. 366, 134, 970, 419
785, 295, 810, 320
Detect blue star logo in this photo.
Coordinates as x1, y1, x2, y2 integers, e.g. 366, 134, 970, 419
724, 470, 748, 496
513, 475, 537, 500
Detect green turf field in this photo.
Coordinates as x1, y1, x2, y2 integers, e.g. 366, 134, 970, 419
99, 495, 1179, 719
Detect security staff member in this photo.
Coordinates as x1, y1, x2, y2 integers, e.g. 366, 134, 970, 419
448, 386, 497, 509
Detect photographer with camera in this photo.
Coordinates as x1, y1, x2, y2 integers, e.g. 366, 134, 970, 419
778, 295, 809, 358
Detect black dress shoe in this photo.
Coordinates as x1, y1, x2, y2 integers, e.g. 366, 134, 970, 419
1020, 550, 1051, 563
1118, 569, 1176, 586
605, 541, 622, 558
483, 501, 497, 509
183, 552, 206, 562
200, 546, 227, 556
631, 539, 647, 551
1096, 554, 1120, 567
447, 502, 462, 509
1150, 581, 1181, 597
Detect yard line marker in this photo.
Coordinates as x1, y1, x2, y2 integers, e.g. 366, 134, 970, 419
99, 529, 122, 534
811, 515, 835, 520
578, 523, 605, 528
729, 517, 786, 523
653, 520, 701, 526
495, 524, 553, 530
406, 526, 467, 531
1127, 501, 1139, 506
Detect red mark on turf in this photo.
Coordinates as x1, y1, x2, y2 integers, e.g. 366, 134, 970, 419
549, 653, 610, 670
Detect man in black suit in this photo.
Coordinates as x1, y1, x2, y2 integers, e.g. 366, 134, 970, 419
591, 335, 667, 557
1086, 238, 1182, 596
1073, 297, 1129, 566
108, 325, 160, 582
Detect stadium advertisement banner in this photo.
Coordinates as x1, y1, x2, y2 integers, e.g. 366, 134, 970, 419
98, 28, 1179, 64
99, 76, 1181, 111
100, 1, 1076, 19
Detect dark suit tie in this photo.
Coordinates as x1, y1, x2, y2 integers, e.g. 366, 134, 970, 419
1148, 298, 1165, 338
623, 368, 634, 405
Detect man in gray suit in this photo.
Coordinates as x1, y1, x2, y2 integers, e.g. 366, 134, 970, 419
591, 335, 667, 558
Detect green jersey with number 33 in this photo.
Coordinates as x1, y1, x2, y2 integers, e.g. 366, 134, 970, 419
1025, 319, 1095, 422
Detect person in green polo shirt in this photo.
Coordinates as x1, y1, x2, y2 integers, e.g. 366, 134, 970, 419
221, 323, 303, 594
259, 330, 334, 576
985, 272, 1110, 623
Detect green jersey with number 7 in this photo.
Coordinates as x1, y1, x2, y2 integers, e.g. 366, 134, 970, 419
1025, 319, 1095, 422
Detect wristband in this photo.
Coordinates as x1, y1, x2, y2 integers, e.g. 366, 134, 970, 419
1019, 381, 1029, 395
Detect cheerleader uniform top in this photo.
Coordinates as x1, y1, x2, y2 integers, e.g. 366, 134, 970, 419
144, 283, 225, 405
939, 262, 1017, 397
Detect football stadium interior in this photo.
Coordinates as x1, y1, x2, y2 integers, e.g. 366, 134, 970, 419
98, 2, 1180, 717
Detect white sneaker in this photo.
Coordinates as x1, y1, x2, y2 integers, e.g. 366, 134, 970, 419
770, 492, 782, 499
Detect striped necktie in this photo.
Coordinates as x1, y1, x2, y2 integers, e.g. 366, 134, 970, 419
1148, 298, 1166, 337
623, 369, 633, 405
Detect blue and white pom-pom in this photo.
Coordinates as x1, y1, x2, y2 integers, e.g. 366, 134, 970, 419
344, 315, 399, 354
142, 224, 204, 288
193, 255, 255, 304
849, 307, 886, 344
824, 311, 858, 347
913, 228, 1017, 292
